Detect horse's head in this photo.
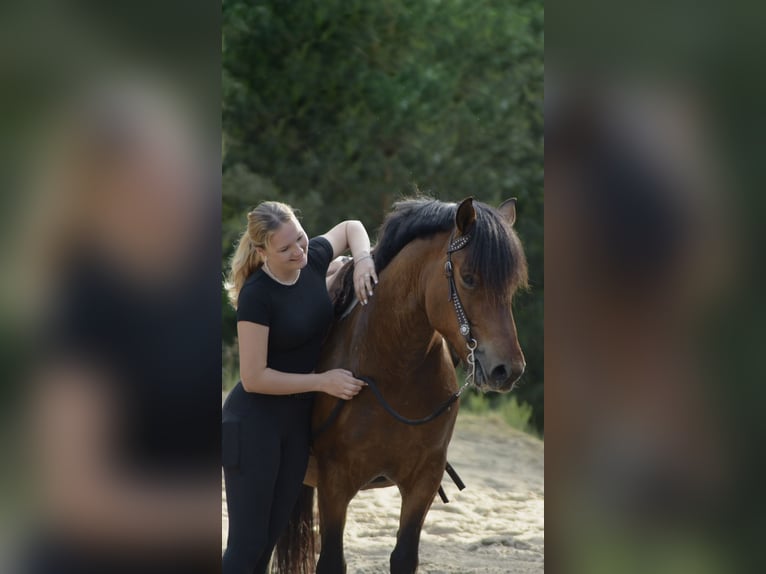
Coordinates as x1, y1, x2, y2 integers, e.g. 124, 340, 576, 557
426, 197, 529, 392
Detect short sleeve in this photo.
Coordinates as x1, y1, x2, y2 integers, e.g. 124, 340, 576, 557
236, 281, 271, 326
308, 236, 334, 276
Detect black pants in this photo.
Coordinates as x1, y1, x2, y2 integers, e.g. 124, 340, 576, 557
222, 384, 313, 574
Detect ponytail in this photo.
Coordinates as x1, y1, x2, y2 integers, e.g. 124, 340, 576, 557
224, 229, 263, 309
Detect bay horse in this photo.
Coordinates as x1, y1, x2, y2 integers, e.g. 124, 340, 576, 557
280, 196, 528, 573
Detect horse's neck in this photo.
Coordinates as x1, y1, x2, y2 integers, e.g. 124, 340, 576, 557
352, 237, 444, 366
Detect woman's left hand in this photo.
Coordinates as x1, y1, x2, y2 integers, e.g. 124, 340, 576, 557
353, 256, 378, 305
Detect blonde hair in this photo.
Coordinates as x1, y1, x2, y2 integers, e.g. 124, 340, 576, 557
225, 201, 297, 308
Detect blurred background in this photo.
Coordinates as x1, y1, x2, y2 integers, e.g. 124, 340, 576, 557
222, 0, 545, 435
0, 1, 221, 572
547, 0, 766, 572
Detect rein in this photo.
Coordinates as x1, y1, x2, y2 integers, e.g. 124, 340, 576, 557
312, 229, 478, 439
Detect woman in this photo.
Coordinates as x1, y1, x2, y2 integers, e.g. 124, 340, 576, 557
222, 201, 378, 573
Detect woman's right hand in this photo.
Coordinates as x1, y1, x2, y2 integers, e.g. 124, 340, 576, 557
319, 369, 366, 400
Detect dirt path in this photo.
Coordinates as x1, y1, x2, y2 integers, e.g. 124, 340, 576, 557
222, 413, 544, 573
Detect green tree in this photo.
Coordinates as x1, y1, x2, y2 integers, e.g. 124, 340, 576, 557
222, 0, 544, 432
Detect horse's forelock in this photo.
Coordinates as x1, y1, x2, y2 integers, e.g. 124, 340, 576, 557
467, 203, 529, 300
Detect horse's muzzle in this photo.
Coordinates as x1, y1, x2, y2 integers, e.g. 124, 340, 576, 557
475, 352, 525, 392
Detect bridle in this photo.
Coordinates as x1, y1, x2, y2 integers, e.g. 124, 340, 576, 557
313, 226, 480, 439
445, 229, 479, 394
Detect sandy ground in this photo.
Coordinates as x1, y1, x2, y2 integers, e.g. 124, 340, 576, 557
222, 413, 544, 573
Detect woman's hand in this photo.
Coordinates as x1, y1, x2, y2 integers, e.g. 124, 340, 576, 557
353, 255, 378, 305
319, 369, 366, 400
320, 221, 377, 304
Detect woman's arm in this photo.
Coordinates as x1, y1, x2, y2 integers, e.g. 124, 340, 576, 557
238, 321, 364, 399
321, 220, 378, 304
321, 220, 370, 260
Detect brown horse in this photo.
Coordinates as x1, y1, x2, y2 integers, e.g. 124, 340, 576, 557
281, 196, 528, 573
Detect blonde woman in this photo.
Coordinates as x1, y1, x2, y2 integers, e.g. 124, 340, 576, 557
222, 202, 377, 573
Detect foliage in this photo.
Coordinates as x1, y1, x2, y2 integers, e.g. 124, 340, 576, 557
222, 341, 240, 392
222, 0, 544, 431
460, 389, 537, 437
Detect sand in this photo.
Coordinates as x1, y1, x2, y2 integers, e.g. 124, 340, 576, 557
222, 413, 544, 573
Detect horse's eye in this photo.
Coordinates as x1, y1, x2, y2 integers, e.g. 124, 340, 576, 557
461, 273, 476, 288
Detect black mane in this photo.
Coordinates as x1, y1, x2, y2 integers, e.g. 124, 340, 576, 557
372, 199, 456, 274
330, 197, 527, 315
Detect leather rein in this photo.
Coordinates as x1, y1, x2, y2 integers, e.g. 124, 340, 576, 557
313, 229, 478, 439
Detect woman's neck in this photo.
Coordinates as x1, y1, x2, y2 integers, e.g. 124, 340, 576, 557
263, 261, 300, 285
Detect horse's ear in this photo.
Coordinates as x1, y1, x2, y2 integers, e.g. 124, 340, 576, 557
455, 197, 476, 235
498, 198, 517, 227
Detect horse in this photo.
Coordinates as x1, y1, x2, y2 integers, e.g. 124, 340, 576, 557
279, 196, 529, 573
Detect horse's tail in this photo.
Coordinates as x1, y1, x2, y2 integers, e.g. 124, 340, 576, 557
273, 484, 316, 574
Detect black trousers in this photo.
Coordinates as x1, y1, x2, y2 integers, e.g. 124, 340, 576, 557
222, 384, 313, 574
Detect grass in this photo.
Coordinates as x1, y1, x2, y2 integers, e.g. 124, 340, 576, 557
460, 390, 537, 437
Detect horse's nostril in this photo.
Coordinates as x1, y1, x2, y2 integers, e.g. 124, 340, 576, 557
490, 364, 509, 382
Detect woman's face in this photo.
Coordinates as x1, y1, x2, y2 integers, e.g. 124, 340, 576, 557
262, 218, 309, 272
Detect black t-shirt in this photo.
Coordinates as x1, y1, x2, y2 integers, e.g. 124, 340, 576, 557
237, 236, 334, 374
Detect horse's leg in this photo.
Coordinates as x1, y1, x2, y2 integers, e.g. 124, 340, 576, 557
316, 466, 356, 574
390, 470, 443, 574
